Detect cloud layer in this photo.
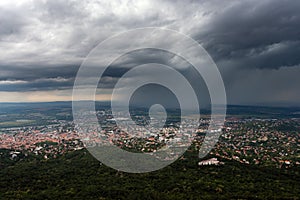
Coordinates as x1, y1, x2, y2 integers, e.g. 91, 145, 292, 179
0, 0, 299, 105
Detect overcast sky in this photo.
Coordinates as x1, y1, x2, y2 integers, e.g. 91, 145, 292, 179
0, 0, 300, 106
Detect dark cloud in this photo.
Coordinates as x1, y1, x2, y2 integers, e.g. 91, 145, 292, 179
195, 0, 300, 69
0, 64, 79, 91
0, 64, 79, 82
0, 0, 299, 105
0, 77, 74, 92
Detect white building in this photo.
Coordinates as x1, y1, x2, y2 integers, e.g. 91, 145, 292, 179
198, 158, 224, 166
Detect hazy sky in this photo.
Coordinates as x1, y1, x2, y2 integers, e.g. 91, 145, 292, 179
0, 0, 300, 106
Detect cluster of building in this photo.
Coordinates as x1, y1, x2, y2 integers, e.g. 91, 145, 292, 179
0, 123, 83, 159
205, 118, 300, 168
0, 111, 299, 168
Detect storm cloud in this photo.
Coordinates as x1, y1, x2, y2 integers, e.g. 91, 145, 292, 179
0, 0, 299, 105
196, 0, 300, 69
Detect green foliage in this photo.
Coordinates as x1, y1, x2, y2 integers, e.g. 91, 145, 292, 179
0, 149, 299, 199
